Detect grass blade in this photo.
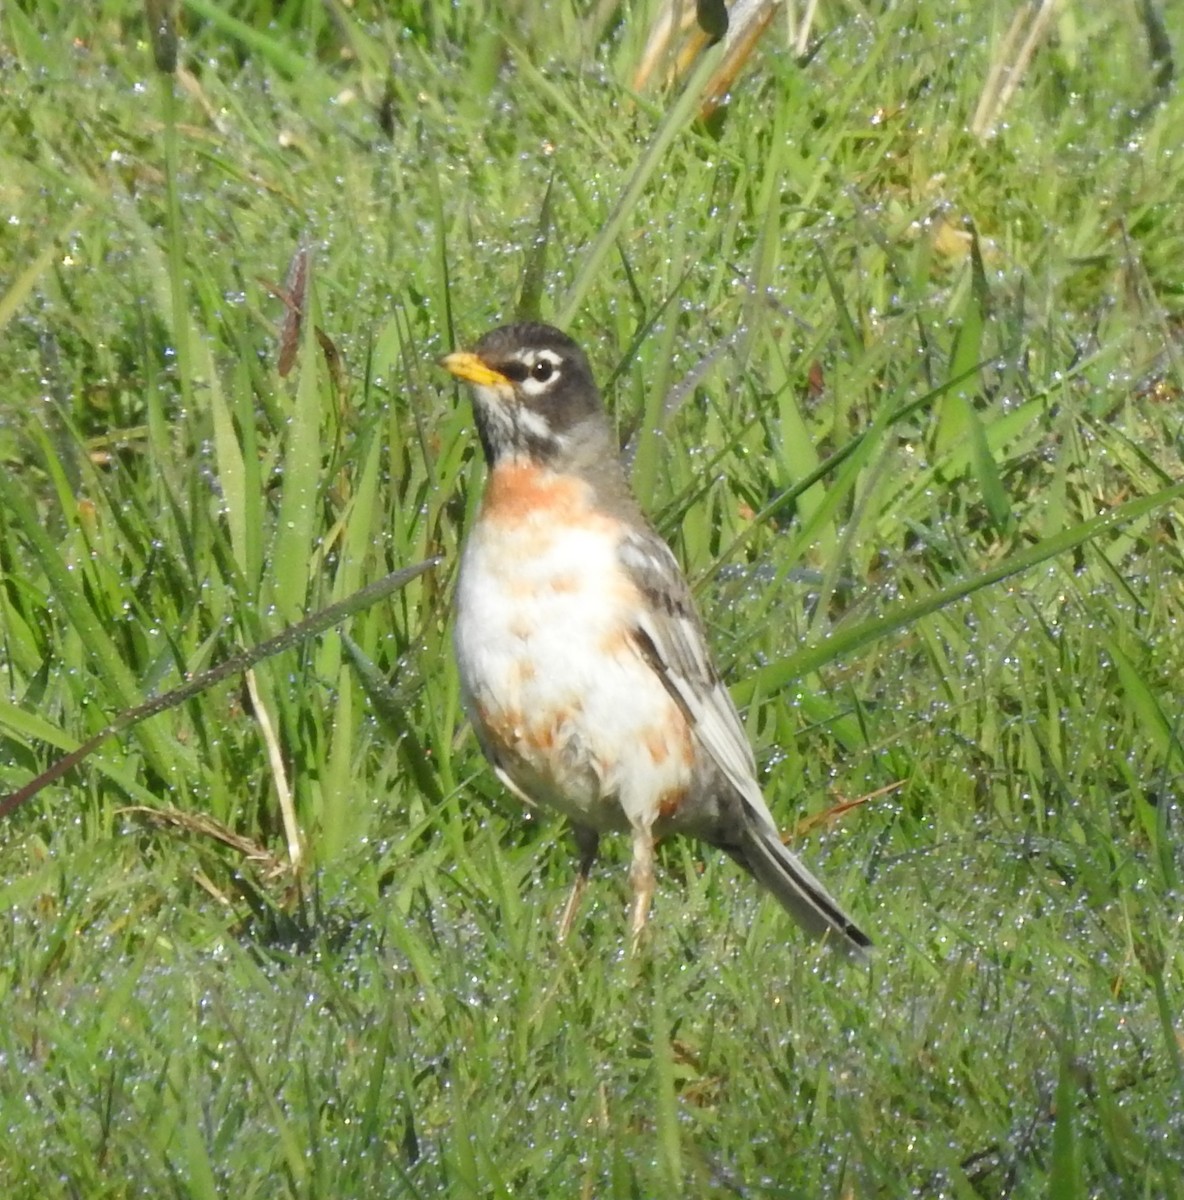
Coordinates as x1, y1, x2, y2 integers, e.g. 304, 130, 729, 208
742, 480, 1184, 698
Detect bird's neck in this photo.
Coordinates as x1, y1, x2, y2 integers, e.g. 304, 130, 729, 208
483, 432, 642, 526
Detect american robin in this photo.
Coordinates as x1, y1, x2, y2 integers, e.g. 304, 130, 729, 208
441, 322, 871, 956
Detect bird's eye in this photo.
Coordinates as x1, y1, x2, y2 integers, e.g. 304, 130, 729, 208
531, 359, 555, 382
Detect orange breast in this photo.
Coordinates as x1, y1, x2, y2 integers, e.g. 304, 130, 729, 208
481, 462, 589, 526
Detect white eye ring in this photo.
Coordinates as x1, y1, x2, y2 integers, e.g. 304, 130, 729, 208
518, 349, 564, 396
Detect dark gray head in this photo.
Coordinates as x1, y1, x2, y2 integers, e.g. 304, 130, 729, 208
440, 322, 613, 468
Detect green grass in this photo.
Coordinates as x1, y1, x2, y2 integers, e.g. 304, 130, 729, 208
2, 0, 1183, 1195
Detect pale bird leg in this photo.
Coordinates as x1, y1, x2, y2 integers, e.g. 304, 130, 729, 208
628, 825, 657, 954
557, 825, 599, 943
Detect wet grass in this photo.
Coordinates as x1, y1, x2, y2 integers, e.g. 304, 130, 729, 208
1, 1, 1182, 1195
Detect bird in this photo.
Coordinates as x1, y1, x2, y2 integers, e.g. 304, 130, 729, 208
440, 322, 871, 957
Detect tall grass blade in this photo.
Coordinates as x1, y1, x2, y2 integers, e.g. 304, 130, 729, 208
743, 480, 1184, 698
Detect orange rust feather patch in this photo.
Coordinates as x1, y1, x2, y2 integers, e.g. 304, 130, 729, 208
481, 463, 587, 524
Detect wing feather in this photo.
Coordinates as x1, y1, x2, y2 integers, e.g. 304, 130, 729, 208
618, 527, 873, 957
618, 530, 772, 820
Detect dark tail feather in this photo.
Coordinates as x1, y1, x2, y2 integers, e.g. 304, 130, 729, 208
735, 815, 872, 959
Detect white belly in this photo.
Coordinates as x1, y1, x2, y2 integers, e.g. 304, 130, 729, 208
454, 512, 692, 833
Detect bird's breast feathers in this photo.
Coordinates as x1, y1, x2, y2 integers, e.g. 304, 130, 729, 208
454, 466, 694, 829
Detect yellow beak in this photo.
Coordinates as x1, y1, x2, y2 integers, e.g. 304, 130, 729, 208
440, 350, 509, 387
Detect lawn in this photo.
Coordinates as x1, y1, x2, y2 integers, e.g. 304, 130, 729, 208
1, 1, 1182, 1195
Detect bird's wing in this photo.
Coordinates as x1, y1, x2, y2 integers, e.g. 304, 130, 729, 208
617, 527, 773, 823
618, 526, 873, 956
